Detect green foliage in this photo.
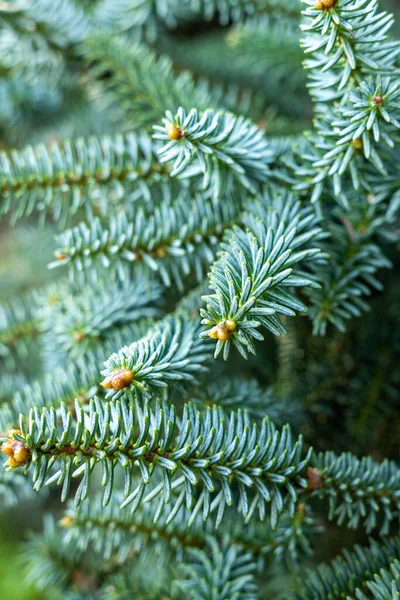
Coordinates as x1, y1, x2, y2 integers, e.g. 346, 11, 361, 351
200, 190, 327, 358
9, 399, 310, 527
1, 0, 400, 597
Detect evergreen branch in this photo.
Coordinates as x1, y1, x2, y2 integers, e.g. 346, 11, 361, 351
0, 290, 42, 369
289, 536, 400, 600
178, 0, 301, 25
174, 535, 259, 600
61, 493, 319, 567
190, 377, 305, 426
200, 189, 327, 359
42, 275, 163, 361
307, 451, 400, 533
0, 356, 100, 430
51, 195, 239, 290
83, 34, 212, 130
0, 468, 35, 509
0, 0, 90, 50
0, 132, 170, 224
154, 107, 276, 199
100, 314, 210, 396
307, 203, 392, 335
2, 399, 310, 526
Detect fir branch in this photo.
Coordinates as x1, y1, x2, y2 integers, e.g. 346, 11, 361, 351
100, 314, 210, 396
190, 377, 305, 426
307, 202, 392, 335
83, 34, 212, 130
0, 132, 171, 224
61, 493, 320, 567
200, 189, 327, 359
0, 290, 42, 370
174, 535, 259, 600
289, 536, 400, 600
307, 451, 400, 533
154, 106, 276, 199
51, 195, 239, 290
42, 275, 163, 361
2, 399, 310, 526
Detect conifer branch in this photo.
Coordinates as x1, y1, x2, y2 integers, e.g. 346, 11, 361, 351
154, 107, 276, 199
307, 451, 400, 533
175, 535, 259, 600
0, 133, 170, 224
51, 196, 239, 290
200, 189, 327, 359
2, 399, 310, 526
61, 493, 319, 566
289, 536, 400, 600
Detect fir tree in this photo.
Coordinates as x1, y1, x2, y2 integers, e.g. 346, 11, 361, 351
0, 0, 400, 598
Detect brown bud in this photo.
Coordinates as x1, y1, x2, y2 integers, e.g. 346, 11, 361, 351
217, 326, 230, 342
315, 0, 337, 8
73, 331, 85, 343
306, 467, 322, 490
1, 429, 30, 467
56, 252, 68, 261
224, 319, 237, 332
60, 516, 75, 528
155, 246, 167, 258
351, 138, 363, 150
100, 374, 113, 389
101, 368, 134, 391
208, 326, 219, 340
372, 95, 384, 106
166, 123, 184, 141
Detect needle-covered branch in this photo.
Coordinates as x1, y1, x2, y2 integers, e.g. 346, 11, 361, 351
289, 536, 400, 600
0, 133, 171, 224
200, 189, 327, 359
2, 399, 310, 527
51, 195, 239, 289
154, 107, 276, 199
61, 493, 319, 566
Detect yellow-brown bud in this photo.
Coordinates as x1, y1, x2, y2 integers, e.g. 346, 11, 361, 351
306, 466, 322, 490
351, 138, 363, 150
224, 319, 237, 332
166, 123, 184, 141
372, 95, 384, 106
101, 368, 134, 391
1, 429, 30, 467
56, 252, 68, 261
208, 326, 219, 339
60, 516, 75, 528
315, 0, 337, 9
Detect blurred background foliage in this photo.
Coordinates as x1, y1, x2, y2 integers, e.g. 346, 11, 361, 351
1, 0, 400, 597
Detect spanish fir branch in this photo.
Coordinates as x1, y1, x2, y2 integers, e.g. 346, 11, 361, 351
42, 275, 162, 361
0, 468, 36, 509
189, 377, 305, 426
298, 0, 400, 201
154, 106, 277, 199
2, 399, 310, 527
61, 493, 320, 566
200, 189, 327, 360
82, 34, 213, 130
307, 451, 400, 533
301, 0, 399, 102
100, 313, 210, 397
289, 536, 400, 600
0, 291, 42, 369
174, 535, 259, 600
180, 0, 302, 25
0, 132, 171, 224
306, 203, 392, 335
51, 195, 239, 290
0, 354, 102, 430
